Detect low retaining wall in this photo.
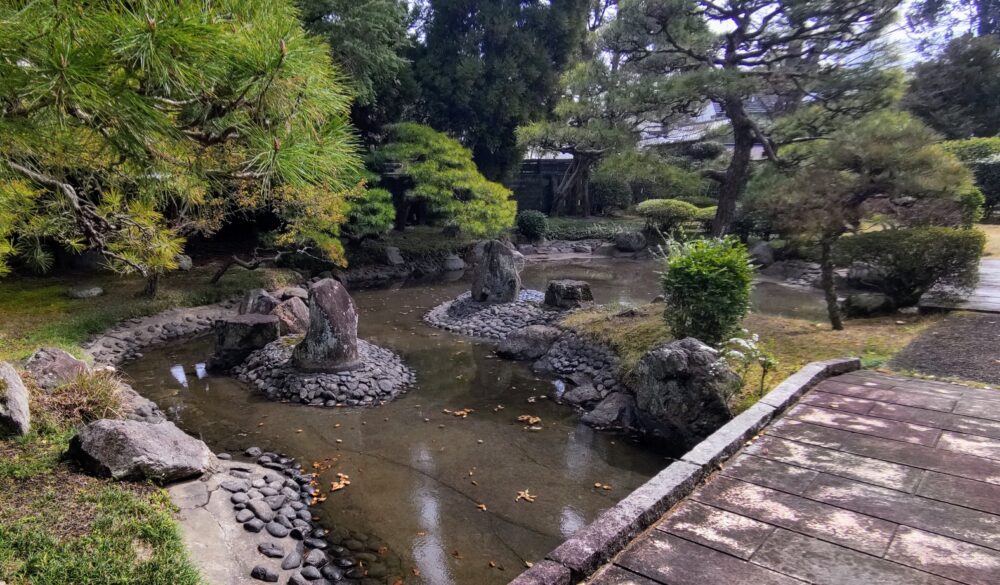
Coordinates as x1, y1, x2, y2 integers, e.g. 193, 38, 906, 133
509, 357, 862, 585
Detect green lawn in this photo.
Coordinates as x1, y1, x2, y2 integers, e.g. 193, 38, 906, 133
0, 264, 297, 362
563, 303, 944, 411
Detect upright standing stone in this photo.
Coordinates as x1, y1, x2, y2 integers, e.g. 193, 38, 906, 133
292, 279, 360, 372
471, 240, 521, 303
0, 362, 30, 436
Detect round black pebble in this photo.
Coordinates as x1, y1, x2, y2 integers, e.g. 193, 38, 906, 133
249, 565, 278, 582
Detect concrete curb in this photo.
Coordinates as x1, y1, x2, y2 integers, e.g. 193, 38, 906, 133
508, 356, 861, 584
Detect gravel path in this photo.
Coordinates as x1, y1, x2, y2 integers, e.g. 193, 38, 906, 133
890, 312, 1000, 384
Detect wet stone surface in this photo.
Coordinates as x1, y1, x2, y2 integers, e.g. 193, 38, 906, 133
233, 338, 415, 407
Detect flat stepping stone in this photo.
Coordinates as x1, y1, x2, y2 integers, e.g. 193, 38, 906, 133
258, 542, 284, 558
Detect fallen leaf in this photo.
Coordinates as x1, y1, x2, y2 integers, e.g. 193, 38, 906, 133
517, 415, 541, 425
477, 503, 487, 511
515, 489, 537, 503
452, 550, 463, 559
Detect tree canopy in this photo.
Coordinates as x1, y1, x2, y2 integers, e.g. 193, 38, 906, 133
371, 123, 516, 236
903, 35, 1000, 139
297, 0, 412, 108
747, 111, 983, 328
0, 0, 361, 283
609, 0, 901, 235
413, 0, 591, 181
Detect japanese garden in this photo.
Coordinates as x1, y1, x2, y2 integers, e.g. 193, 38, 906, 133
1, 1, 1000, 585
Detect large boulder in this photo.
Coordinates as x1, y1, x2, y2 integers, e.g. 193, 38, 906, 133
496, 325, 562, 360
471, 240, 521, 303
239, 288, 280, 315
24, 347, 89, 390
544, 279, 594, 309
384, 246, 405, 267
174, 254, 194, 271
844, 292, 895, 318
68, 419, 213, 484
748, 241, 776, 267
292, 279, 360, 372
614, 231, 647, 252
270, 297, 310, 335
633, 338, 739, 447
209, 314, 280, 370
581, 393, 637, 429
0, 362, 30, 436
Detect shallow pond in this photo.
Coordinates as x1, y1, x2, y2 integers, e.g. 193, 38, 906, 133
122, 258, 825, 585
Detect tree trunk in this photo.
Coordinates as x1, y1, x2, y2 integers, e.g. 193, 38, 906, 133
393, 197, 410, 232
977, 0, 1000, 36
820, 238, 844, 331
142, 273, 160, 299
581, 164, 592, 218
711, 99, 756, 237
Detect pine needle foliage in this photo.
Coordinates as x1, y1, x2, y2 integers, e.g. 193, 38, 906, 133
0, 0, 362, 276
373, 123, 516, 236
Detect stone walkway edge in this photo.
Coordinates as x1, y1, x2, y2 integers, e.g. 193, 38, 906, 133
507, 357, 862, 585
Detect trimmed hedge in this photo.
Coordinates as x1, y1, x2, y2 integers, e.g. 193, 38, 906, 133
636, 198, 701, 231
660, 237, 755, 346
942, 137, 1000, 218
837, 227, 985, 307
516, 210, 548, 241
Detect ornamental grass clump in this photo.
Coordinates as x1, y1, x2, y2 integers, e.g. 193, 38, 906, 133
659, 237, 755, 346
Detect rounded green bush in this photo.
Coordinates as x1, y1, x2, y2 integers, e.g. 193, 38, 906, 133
636, 198, 700, 231
591, 175, 632, 212
837, 227, 985, 308
516, 209, 548, 241
660, 237, 754, 346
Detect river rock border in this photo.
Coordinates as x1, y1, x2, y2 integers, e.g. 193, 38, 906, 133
83, 299, 240, 366
171, 453, 400, 584
423, 289, 557, 340
508, 357, 862, 585
424, 292, 629, 426
233, 338, 415, 407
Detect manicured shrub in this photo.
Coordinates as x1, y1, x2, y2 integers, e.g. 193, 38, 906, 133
636, 199, 700, 232
516, 210, 548, 241
591, 174, 633, 212
660, 237, 755, 346
942, 138, 1000, 218
837, 227, 985, 308
683, 141, 726, 161
344, 187, 395, 240
675, 195, 718, 208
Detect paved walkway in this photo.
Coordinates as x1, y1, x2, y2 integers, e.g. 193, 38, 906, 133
921, 259, 1000, 313
589, 370, 1000, 585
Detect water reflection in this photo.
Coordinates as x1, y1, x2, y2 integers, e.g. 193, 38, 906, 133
169, 364, 188, 388
121, 257, 824, 585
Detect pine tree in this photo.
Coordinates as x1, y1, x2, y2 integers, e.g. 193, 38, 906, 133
413, 0, 590, 181
0, 1, 361, 294
610, 0, 901, 235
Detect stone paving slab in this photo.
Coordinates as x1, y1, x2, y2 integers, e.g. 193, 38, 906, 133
920, 259, 1000, 313
586, 372, 1000, 585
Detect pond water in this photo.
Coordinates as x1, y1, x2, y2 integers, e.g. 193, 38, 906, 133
122, 258, 825, 585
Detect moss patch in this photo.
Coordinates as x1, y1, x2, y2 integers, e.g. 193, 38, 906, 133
0, 264, 296, 362
562, 304, 944, 410
0, 371, 201, 585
